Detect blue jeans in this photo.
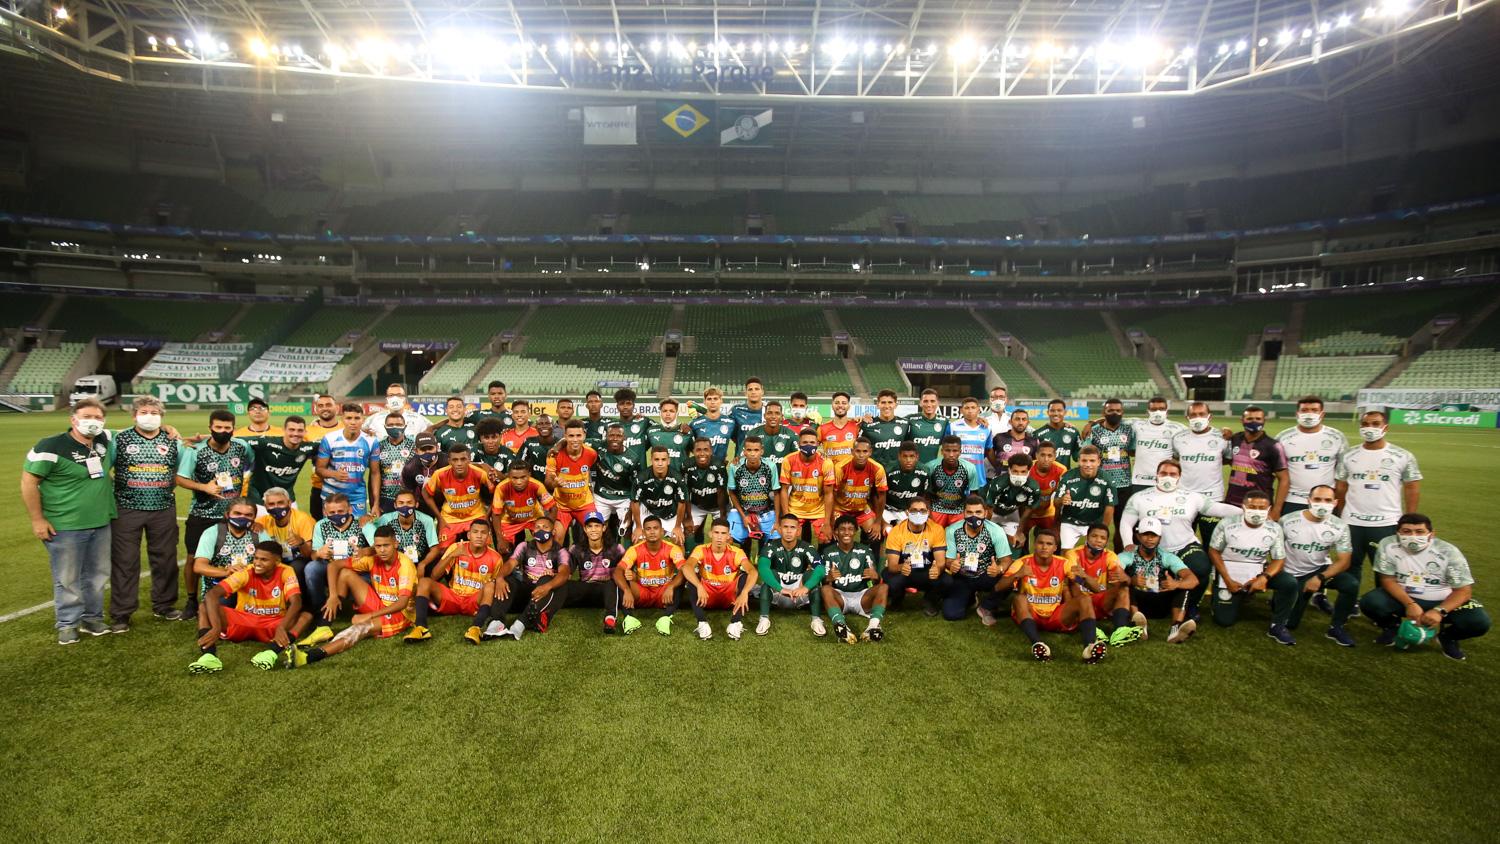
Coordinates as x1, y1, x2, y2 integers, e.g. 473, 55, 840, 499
943, 572, 1001, 621
303, 559, 369, 622
46, 526, 111, 629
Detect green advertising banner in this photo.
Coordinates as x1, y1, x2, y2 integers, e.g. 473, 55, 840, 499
149, 382, 267, 407
1389, 408, 1498, 428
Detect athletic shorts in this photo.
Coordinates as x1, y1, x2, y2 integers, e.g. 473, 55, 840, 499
594, 496, 631, 523
1017, 604, 1076, 633
433, 583, 481, 617
930, 512, 962, 528
1031, 516, 1057, 533
700, 583, 738, 610
221, 607, 282, 643
754, 584, 811, 610
499, 519, 537, 544
634, 584, 672, 610
882, 508, 904, 528
689, 505, 721, 527
1059, 522, 1090, 550
438, 517, 480, 548
836, 509, 880, 530
791, 516, 828, 540
356, 589, 410, 637
728, 509, 779, 543
1089, 589, 1116, 618
554, 506, 596, 536
836, 588, 870, 618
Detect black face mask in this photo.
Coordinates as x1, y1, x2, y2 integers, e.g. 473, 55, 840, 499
210, 430, 233, 445
418, 452, 437, 465
1104, 413, 1123, 426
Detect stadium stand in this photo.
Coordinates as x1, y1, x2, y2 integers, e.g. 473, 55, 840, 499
1227, 356, 1260, 400
676, 306, 847, 395
479, 305, 669, 395
1, 293, 55, 329
9, 342, 85, 393
224, 304, 293, 343
1389, 349, 1500, 388
620, 193, 743, 235
1126, 301, 1288, 379
280, 307, 384, 346
373, 306, 525, 394
1004, 311, 1155, 399
52, 297, 241, 343
1300, 287, 1496, 356
1272, 355, 1395, 400
836, 307, 1045, 397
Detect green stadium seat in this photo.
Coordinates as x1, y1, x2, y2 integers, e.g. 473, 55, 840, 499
53, 298, 241, 343
8, 342, 86, 393
1272, 355, 1393, 400
1004, 311, 1154, 399
1389, 348, 1500, 389
678, 307, 846, 396
836, 308, 1044, 398
481, 305, 669, 395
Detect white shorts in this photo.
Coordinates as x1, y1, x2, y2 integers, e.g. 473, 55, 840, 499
753, 584, 811, 610
645, 514, 679, 536
689, 505, 721, 526
838, 588, 870, 618
883, 508, 904, 527
1059, 522, 1089, 550
594, 496, 631, 522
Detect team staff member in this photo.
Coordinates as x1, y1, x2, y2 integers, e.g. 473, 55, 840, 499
779, 429, 835, 543
1172, 402, 1230, 543
1224, 406, 1289, 519
1207, 489, 1298, 644
943, 497, 1013, 625
1361, 513, 1490, 661
401, 433, 446, 512
304, 394, 343, 520
1033, 399, 1080, 468
1119, 460, 1241, 619
882, 497, 948, 615
1081, 398, 1133, 548
109, 396, 184, 630
1127, 397, 1186, 497
363, 383, 432, 440
298, 494, 369, 640
365, 489, 442, 577
255, 486, 316, 590
1278, 485, 1359, 647
190, 498, 272, 614
22, 398, 116, 644
233, 397, 281, 438
485, 515, 570, 640
176, 409, 253, 619
314, 402, 379, 518
1275, 396, 1345, 515
246, 416, 316, 507
1335, 409, 1421, 592
987, 409, 1039, 472
980, 385, 1012, 431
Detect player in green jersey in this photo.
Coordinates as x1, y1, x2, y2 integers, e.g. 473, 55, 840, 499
884, 442, 932, 530
1033, 399, 1081, 468
1054, 445, 1117, 550
860, 389, 912, 475
645, 398, 692, 475
246, 416, 317, 506
465, 381, 514, 429
819, 516, 888, 644
755, 513, 826, 636
431, 396, 477, 451
905, 388, 950, 465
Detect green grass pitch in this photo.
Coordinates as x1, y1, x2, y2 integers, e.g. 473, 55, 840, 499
2, 410, 1498, 841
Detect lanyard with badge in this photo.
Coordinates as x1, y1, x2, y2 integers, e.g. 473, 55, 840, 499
84, 450, 104, 479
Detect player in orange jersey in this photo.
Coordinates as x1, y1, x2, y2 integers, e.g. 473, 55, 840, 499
404, 519, 505, 645
999, 528, 1107, 663
1025, 441, 1067, 538
296, 525, 416, 665
613, 515, 686, 635
682, 522, 758, 640
490, 462, 556, 551
779, 428, 835, 543
547, 419, 599, 544
833, 438, 889, 542
817, 391, 860, 472
190, 541, 312, 673
1067, 523, 1144, 647
422, 443, 496, 548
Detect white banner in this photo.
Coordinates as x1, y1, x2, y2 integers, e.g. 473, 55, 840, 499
159, 342, 251, 357
260, 345, 349, 363
584, 106, 638, 146
138, 360, 227, 380
1357, 388, 1500, 411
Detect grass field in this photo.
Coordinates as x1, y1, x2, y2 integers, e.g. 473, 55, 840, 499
3, 410, 1499, 842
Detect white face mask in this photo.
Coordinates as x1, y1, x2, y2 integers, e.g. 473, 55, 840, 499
1148, 410, 1167, 424
991, 400, 1006, 412
135, 413, 162, 433
1297, 412, 1322, 429
789, 407, 806, 420
74, 417, 105, 437
1400, 534, 1432, 553
1188, 417, 1211, 433
908, 512, 929, 527
1359, 426, 1385, 443
1009, 473, 1029, 487
1156, 475, 1179, 493
1307, 502, 1334, 519
1243, 508, 1270, 526
386, 395, 406, 410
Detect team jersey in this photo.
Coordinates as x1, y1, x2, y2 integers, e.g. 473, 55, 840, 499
366, 512, 439, 563
493, 478, 554, 524
1121, 488, 1236, 553
311, 518, 367, 559
465, 405, 514, 430
817, 419, 861, 471
592, 450, 638, 499
620, 541, 685, 588
645, 428, 692, 475
514, 437, 553, 479
860, 417, 912, 474
349, 553, 417, 635
1066, 546, 1121, 593
256, 510, 317, 562
983, 475, 1042, 520
946, 418, 992, 485
616, 417, 655, 466
821, 544, 879, 592
1275, 426, 1349, 505
689, 415, 737, 466
884, 467, 932, 513
780, 452, 835, 520
1172, 429, 1231, 500
759, 541, 822, 590
884, 521, 947, 569
990, 432, 1041, 467
1278, 512, 1353, 577
246, 436, 317, 503
1028, 463, 1066, 519
1055, 469, 1117, 527
581, 416, 611, 442
178, 439, 254, 520
924, 460, 980, 516
219, 563, 300, 617
730, 404, 766, 447
1117, 547, 1190, 592
1129, 419, 1188, 486
747, 427, 798, 472
425, 465, 495, 522
1209, 515, 1287, 583
833, 460, 888, 515
1224, 433, 1288, 507
375, 437, 417, 502
946, 521, 1011, 575
727, 461, 779, 515
904, 414, 950, 465
473, 446, 517, 476
112, 428, 178, 511
1334, 443, 1422, 527
363, 409, 432, 440
430, 422, 477, 452
233, 424, 282, 438
510, 543, 568, 583
634, 473, 686, 519
689, 544, 750, 590
1084, 423, 1134, 489
569, 543, 624, 583
1033, 423, 1081, 468
1373, 536, 1473, 602
547, 446, 599, 510
1007, 554, 1070, 618
194, 525, 273, 599
501, 425, 538, 455
316, 431, 378, 502
683, 464, 729, 512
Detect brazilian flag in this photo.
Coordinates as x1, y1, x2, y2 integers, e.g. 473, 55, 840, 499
655, 101, 716, 144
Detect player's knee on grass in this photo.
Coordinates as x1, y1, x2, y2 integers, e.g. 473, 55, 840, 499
1447, 606, 1492, 640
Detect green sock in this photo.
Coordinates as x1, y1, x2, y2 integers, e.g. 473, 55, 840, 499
828, 607, 846, 625
870, 605, 885, 620
811, 592, 822, 616
759, 586, 771, 616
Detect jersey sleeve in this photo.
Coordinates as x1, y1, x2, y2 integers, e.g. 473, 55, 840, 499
396, 560, 416, 597
216, 567, 250, 595
278, 565, 303, 598
175, 443, 197, 479
1269, 524, 1287, 560
1161, 550, 1189, 573
420, 514, 439, 546
194, 526, 219, 560
348, 555, 373, 574
986, 522, 1013, 558
535, 481, 555, 509
1444, 545, 1475, 588
1333, 450, 1353, 480
1333, 522, 1353, 554
872, 463, 888, 492
1208, 519, 1229, 551
360, 522, 377, 544
1266, 440, 1288, 471
1372, 539, 1398, 576
23, 441, 57, 478
311, 522, 327, 550
1401, 451, 1423, 482
423, 468, 442, 496
316, 437, 333, 462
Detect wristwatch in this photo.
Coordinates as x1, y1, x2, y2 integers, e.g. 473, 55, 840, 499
1437, 607, 1450, 617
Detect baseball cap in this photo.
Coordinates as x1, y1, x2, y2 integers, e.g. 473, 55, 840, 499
583, 512, 607, 525
247, 397, 269, 410
1136, 517, 1164, 535
414, 432, 439, 449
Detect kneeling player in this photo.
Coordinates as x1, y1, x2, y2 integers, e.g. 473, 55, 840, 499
1067, 523, 1141, 646
404, 519, 504, 645
999, 529, 1107, 663
818, 516, 888, 644
613, 515, 687, 635
296, 526, 416, 665
754, 513, 826, 636
190, 541, 312, 673
1119, 518, 1200, 644
682, 523, 758, 639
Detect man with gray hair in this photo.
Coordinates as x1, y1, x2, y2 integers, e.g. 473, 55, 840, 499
108, 396, 187, 631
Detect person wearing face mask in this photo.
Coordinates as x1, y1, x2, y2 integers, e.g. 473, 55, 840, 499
374, 411, 416, 514
362, 383, 431, 440
882, 497, 949, 616
1171, 401, 1233, 545
1277, 485, 1359, 647
298, 493, 370, 646
107, 396, 185, 631
365, 489, 441, 577
1361, 513, 1489, 660
254, 487, 316, 592
1127, 397, 1188, 500
485, 515, 571, 640
982, 453, 1042, 554
1274, 396, 1347, 517
779, 429, 836, 544
190, 498, 273, 634
1335, 409, 1422, 598
22, 398, 118, 644
986, 408, 1040, 477
1206, 489, 1299, 644
246, 416, 317, 509
1080, 398, 1134, 550
400, 433, 448, 515
176, 409, 255, 620
1117, 519, 1200, 643
1120, 460, 1242, 621
942, 496, 1015, 625
980, 385, 1012, 432
1224, 406, 1289, 523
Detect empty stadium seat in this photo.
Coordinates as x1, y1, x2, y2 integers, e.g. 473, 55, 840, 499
481, 305, 669, 395
677, 306, 846, 396
1004, 311, 1154, 399
1272, 355, 1393, 400
1389, 348, 1500, 389
53, 297, 241, 343
837, 308, 1045, 398
8, 342, 85, 393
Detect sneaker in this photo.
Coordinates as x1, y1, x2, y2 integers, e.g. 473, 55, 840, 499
57, 627, 80, 646
755, 616, 771, 636
1031, 641, 1052, 662
1167, 618, 1197, 644
153, 608, 190, 622
833, 621, 857, 644
810, 617, 827, 637
865, 624, 885, 643
976, 606, 998, 627
1081, 640, 1107, 664
520, 602, 543, 632
1309, 592, 1334, 615
250, 649, 279, 670
922, 603, 939, 618
1094, 627, 1107, 643
299, 626, 334, 648
1109, 625, 1144, 647
188, 652, 223, 674
1131, 610, 1149, 640
482, 620, 510, 640
108, 619, 130, 635
727, 621, 744, 640
622, 615, 642, 635
509, 620, 526, 641
463, 625, 483, 645
655, 616, 673, 636
1440, 638, 1467, 661
1375, 626, 1399, 646
81, 619, 108, 637
1267, 624, 1297, 646
289, 645, 309, 668
695, 621, 713, 640
403, 625, 432, 643
603, 615, 618, 635
1325, 626, 1355, 648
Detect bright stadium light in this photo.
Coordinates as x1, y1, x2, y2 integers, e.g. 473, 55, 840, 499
249, 37, 269, 59
649, 39, 662, 54
147, 35, 158, 49
1277, 28, 1294, 45
1379, 0, 1412, 17
1217, 42, 1230, 55
165, 36, 177, 48
1234, 39, 1248, 53
53, 6, 69, 22
1338, 12, 1353, 27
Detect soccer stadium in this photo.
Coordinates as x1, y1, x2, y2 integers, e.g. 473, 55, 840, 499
2, 0, 1499, 837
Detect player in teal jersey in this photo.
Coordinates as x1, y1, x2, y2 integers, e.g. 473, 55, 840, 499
818, 516, 888, 643
645, 398, 692, 475
755, 513, 826, 636
1033, 399, 1081, 468
859, 390, 912, 475
924, 435, 981, 527
728, 436, 781, 547
1082, 398, 1135, 549
372, 411, 416, 512
904, 388, 950, 465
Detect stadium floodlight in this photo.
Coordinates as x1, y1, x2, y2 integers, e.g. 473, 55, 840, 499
1234, 39, 1248, 53
184, 38, 195, 50
864, 40, 877, 55
589, 40, 600, 53
249, 37, 269, 59
147, 35, 158, 49
217, 41, 229, 53
1277, 28, 1294, 45
1319, 20, 1333, 34
165, 36, 177, 48
554, 36, 568, 53
1338, 12, 1353, 26
53, 6, 69, 22
1379, 0, 1412, 16
1217, 42, 1230, 55
1258, 36, 1270, 47
649, 39, 662, 54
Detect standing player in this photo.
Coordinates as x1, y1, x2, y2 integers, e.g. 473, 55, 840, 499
925, 435, 981, 528
613, 515, 687, 635
581, 390, 609, 440
1275, 396, 1347, 515
746, 401, 797, 472
403, 519, 504, 644
545, 419, 598, 543
645, 398, 691, 475
1361, 514, 1490, 660
1033, 400, 1080, 468
727, 436, 781, 546
817, 392, 861, 472
568, 512, 624, 633
245, 416, 317, 507
904, 388, 949, 465
472, 419, 516, 483
296, 526, 416, 666
490, 462, 556, 551
998, 529, 1107, 663
818, 516, 888, 644
1335, 409, 1421, 594
303, 394, 342, 520
783, 392, 822, 436
682, 438, 729, 545
500, 399, 537, 453
517, 415, 558, 479
682, 523, 757, 639
987, 408, 1040, 474
1118, 459, 1242, 618
1118, 518, 1200, 644
946, 397, 992, 486
883, 442, 932, 531
942, 497, 1014, 624
730, 377, 767, 450
1173, 401, 1231, 543
983, 453, 1042, 552
755, 513, 826, 636
190, 541, 311, 674
176, 410, 253, 618
1054, 446, 1116, 550
882, 497, 948, 615
1066, 524, 1141, 646
779, 429, 835, 543
423, 443, 496, 549
1081, 399, 1134, 548
1026, 442, 1067, 539
613, 388, 655, 467
1224, 406, 1289, 519
1207, 489, 1298, 644
591, 425, 638, 544
689, 388, 736, 465
314, 402, 379, 518
466, 381, 514, 430
373, 411, 415, 514
233, 397, 281, 438
554, 397, 577, 429
632, 446, 687, 545
859, 390, 911, 476
1278, 485, 1359, 647
431, 396, 477, 452
832, 438, 888, 543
